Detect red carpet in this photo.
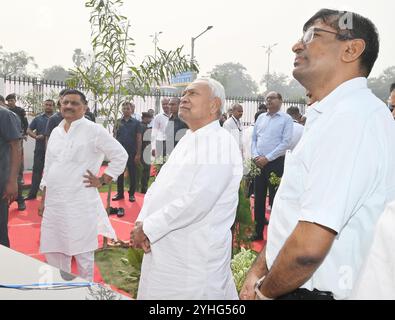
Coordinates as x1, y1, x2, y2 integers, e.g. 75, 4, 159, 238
10, 169, 267, 295
8, 189, 144, 297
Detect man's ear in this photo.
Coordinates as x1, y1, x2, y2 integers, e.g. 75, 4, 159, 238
211, 97, 222, 115
342, 39, 365, 63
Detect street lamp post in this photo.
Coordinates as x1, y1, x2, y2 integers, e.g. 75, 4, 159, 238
191, 26, 213, 64
262, 43, 278, 90
150, 31, 163, 58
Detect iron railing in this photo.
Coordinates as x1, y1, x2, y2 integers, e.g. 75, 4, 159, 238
1, 75, 306, 125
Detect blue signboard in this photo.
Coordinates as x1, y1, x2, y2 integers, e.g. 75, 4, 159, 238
170, 71, 196, 84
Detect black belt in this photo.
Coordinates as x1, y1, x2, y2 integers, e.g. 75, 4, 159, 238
276, 288, 334, 300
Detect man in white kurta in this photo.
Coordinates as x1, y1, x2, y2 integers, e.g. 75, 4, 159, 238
39, 89, 128, 281
223, 103, 244, 157
131, 78, 243, 300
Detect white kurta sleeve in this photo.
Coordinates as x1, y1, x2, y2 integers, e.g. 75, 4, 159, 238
142, 162, 240, 244
94, 125, 128, 181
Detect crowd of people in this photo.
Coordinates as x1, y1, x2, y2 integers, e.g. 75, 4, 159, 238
1, 8, 395, 300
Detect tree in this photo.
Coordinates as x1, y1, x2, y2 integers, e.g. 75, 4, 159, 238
368, 66, 395, 102
42, 65, 70, 82
68, 0, 197, 247
0, 48, 38, 77
209, 62, 258, 97
262, 72, 306, 101
72, 48, 87, 68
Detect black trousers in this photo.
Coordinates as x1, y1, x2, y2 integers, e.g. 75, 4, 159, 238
140, 162, 151, 194
277, 288, 334, 300
0, 197, 9, 247
254, 156, 285, 238
16, 144, 24, 204
116, 154, 137, 196
28, 150, 45, 198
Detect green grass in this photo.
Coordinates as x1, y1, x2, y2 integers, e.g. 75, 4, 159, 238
95, 247, 139, 298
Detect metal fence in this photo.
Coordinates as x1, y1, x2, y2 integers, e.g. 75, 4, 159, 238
0, 76, 306, 125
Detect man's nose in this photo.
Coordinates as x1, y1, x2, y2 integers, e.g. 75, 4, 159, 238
292, 40, 304, 53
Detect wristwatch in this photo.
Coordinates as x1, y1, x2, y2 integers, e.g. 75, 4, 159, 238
254, 276, 273, 300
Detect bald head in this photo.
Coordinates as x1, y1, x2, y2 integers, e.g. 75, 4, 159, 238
231, 103, 243, 120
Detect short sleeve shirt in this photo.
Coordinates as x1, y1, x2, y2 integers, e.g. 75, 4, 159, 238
266, 78, 395, 299
44, 112, 63, 137
0, 106, 22, 196
29, 113, 51, 152
115, 117, 142, 155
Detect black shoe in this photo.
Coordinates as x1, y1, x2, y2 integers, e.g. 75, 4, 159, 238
18, 201, 26, 211
129, 195, 136, 202
112, 194, 124, 201
109, 207, 118, 215
24, 195, 36, 201
116, 208, 125, 218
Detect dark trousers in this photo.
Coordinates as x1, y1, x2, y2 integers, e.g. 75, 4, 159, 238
16, 144, 24, 204
140, 162, 151, 194
28, 150, 45, 198
0, 198, 10, 247
254, 156, 285, 238
277, 288, 334, 300
116, 155, 137, 196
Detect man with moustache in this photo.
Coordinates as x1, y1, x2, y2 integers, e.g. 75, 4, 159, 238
39, 89, 127, 280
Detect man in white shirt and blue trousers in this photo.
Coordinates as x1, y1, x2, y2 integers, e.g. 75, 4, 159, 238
251, 92, 293, 240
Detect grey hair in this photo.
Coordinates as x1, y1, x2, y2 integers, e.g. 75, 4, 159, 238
195, 77, 226, 112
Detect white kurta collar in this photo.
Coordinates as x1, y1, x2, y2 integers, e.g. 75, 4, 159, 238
59, 117, 86, 134
187, 120, 220, 136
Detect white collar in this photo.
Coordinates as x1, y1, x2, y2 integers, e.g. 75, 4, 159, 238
312, 77, 367, 114
187, 120, 220, 136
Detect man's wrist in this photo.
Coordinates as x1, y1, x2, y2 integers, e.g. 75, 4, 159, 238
254, 276, 274, 300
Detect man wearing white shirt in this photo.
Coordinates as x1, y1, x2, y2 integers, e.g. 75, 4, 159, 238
241, 9, 395, 300
131, 78, 243, 300
39, 89, 128, 281
151, 97, 170, 158
223, 103, 244, 157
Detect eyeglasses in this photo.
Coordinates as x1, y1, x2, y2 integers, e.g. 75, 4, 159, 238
265, 96, 279, 102
300, 27, 352, 45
